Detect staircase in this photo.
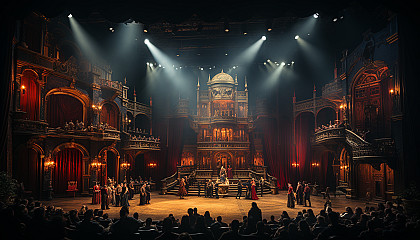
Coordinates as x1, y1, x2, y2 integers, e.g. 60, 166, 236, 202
161, 167, 276, 197
166, 179, 272, 197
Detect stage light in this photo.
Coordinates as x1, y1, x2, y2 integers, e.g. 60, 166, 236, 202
109, 27, 114, 32
261, 36, 267, 41
143, 24, 149, 33
291, 61, 295, 64
225, 53, 228, 56
144, 39, 150, 44
224, 21, 230, 32
313, 13, 319, 19
333, 18, 338, 22
158, 64, 162, 68
267, 59, 270, 62
281, 62, 285, 66
267, 28, 272, 32
295, 35, 300, 40
68, 14, 72, 18
243, 32, 248, 35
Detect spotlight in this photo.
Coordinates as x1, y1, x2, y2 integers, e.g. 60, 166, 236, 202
261, 36, 267, 41
291, 61, 295, 64
265, 19, 273, 32
224, 21, 230, 32
281, 62, 285, 66
267, 28, 272, 32
313, 13, 319, 19
225, 53, 228, 56
143, 24, 149, 33
333, 18, 338, 22
144, 39, 150, 44
264, 62, 267, 65
68, 14, 73, 18
295, 35, 300, 40
109, 27, 114, 32
267, 59, 270, 62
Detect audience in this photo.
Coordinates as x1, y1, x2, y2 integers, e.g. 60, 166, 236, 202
0, 196, 419, 240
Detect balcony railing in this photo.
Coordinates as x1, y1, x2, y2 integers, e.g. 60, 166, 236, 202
123, 135, 160, 150
13, 119, 48, 134
197, 141, 249, 150
94, 78, 123, 92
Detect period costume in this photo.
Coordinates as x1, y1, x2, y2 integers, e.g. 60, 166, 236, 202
296, 182, 304, 205
121, 184, 129, 207
139, 184, 146, 205
236, 181, 243, 199
287, 184, 295, 208
227, 166, 233, 179
101, 185, 109, 210
304, 184, 311, 207
145, 183, 151, 204
178, 178, 187, 198
92, 183, 101, 205
251, 179, 259, 200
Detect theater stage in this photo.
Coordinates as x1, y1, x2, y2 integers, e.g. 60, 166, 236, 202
44, 191, 373, 222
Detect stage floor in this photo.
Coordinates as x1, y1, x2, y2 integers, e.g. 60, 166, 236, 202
43, 191, 373, 222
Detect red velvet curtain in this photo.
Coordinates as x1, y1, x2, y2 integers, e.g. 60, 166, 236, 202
47, 94, 83, 128
100, 103, 118, 129
277, 117, 292, 189
259, 117, 281, 188
53, 148, 82, 194
295, 113, 314, 182
20, 71, 39, 120
166, 117, 186, 175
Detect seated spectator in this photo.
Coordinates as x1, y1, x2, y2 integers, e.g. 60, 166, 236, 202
250, 221, 270, 240
110, 206, 141, 238
194, 216, 214, 240
268, 215, 278, 224
219, 219, 241, 240
140, 217, 157, 230
76, 209, 105, 239
155, 217, 179, 240
203, 211, 214, 227
177, 215, 193, 234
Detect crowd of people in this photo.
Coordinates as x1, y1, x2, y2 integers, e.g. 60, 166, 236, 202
1, 195, 418, 240
92, 177, 152, 209
287, 181, 313, 209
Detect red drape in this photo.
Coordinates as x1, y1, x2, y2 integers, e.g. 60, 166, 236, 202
47, 94, 83, 128
166, 117, 186, 175
53, 148, 82, 194
259, 117, 281, 188
277, 117, 292, 189
20, 71, 39, 120
100, 103, 118, 129
295, 113, 314, 182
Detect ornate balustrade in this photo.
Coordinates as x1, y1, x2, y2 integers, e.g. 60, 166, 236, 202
13, 119, 48, 134
197, 141, 249, 150
46, 127, 121, 140
313, 127, 395, 161
94, 78, 122, 92
211, 115, 236, 123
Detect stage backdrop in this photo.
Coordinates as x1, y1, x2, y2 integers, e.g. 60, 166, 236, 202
53, 148, 82, 194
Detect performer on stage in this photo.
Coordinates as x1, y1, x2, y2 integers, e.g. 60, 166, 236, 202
214, 181, 219, 199
100, 184, 109, 210
287, 183, 295, 208
139, 183, 146, 205
92, 182, 101, 205
251, 178, 259, 200
236, 180, 243, 199
146, 182, 151, 204
206, 180, 213, 198
121, 183, 129, 207
296, 181, 304, 205
260, 177, 265, 197
227, 165, 233, 179
115, 183, 122, 207
245, 180, 251, 199
304, 183, 311, 207
178, 177, 187, 199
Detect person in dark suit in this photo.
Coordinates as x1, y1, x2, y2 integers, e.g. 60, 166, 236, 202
100, 185, 109, 210
236, 180, 242, 199
304, 183, 311, 207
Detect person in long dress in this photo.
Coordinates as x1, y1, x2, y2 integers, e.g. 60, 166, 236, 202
287, 183, 295, 208
178, 178, 187, 199
227, 165, 233, 179
121, 183, 129, 207
251, 178, 259, 200
139, 183, 146, 205
92, 182, 101, 205
145, 182, 151, 204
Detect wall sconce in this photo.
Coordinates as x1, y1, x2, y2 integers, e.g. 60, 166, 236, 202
389, 89, 394, 95
340, 165, 349, 170
90, 159, 102, 170
147, 162, 157, 168
44, 160, 55, 170
21, 85, 26, 94
120, 162, 131, 171
291, 162, 300, 167
92, 104, 102, 111
311, 162, 320, 167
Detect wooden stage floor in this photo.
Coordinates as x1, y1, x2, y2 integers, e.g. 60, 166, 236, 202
44, 191, 373, 222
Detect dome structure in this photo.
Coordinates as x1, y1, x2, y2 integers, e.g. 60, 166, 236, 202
209, 70, 236, 85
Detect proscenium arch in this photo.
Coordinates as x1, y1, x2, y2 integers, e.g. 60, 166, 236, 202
45, 87, 91, 123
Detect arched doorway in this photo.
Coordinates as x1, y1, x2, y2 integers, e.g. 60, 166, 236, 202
20, 70, 40, 120
53, 148, 83, 195
98, 147, 120, 185
13, 144, 43, 198
338, 148, 350, 187
316, 107, 336, 128
352, 62, 392, 137
214, 152, 232, 169
47, 94, 84, 128
100, 102, 120, 130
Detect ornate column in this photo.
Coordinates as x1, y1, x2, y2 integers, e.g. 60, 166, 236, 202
39, 72, 47, 121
